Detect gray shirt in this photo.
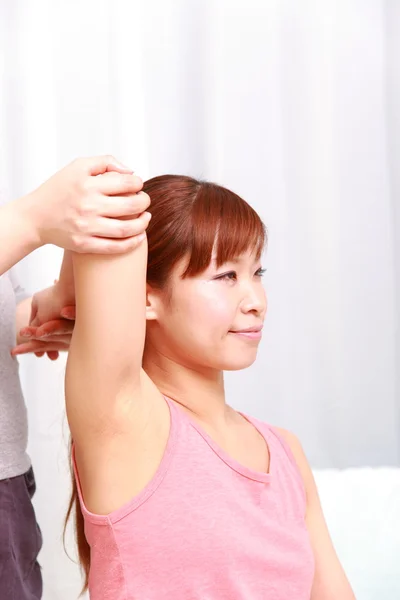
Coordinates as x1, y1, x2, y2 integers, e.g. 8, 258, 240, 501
0, 269, 31, 479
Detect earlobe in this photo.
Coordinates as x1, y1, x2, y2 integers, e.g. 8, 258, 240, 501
146, 305, 157, 321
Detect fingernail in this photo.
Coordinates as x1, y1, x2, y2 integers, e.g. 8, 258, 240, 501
22, 332, 32, 338
45, 331, 67, 336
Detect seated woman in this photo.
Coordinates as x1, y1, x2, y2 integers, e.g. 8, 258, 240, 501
26, 174, 355, 599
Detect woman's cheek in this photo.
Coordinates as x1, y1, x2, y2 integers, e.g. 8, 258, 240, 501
193, 283, 233, 326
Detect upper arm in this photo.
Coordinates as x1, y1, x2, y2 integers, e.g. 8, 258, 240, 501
65, 238, 169, 514
276, 428, 356, 600
65, 239, 150, 440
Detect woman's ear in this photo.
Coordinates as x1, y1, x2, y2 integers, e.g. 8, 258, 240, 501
146, 284, 160, 321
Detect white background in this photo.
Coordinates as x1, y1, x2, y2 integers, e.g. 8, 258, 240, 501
1, 1, 399, 597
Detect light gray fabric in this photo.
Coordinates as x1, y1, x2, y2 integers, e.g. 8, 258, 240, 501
0, 269, 30, 480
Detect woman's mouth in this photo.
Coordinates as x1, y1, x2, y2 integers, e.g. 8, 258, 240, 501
229, 327, 263, 340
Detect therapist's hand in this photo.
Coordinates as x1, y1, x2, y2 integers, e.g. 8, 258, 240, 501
11, 285, 74, 360
11, 330, 71, 360
27, 156, 150, 254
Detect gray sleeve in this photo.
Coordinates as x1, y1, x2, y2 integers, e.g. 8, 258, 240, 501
1, 184, 30, 304
8, 268, 30, 304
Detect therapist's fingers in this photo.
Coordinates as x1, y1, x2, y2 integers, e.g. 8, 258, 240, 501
83, 155, 133, 177
89, 210, 151, 240
20, 319, 74, 339
100, 191, 151, 218
94, 171, 143, 196
60, 306, 76, 320
73, 230, 147, 254
34, 351, 59, 360
11, 339, 69, 356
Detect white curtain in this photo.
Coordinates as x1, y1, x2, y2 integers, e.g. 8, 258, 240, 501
1, 1, 399, 598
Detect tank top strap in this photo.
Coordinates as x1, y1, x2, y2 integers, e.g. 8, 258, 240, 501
241, 415, 306, 503
71, 443, 109, 525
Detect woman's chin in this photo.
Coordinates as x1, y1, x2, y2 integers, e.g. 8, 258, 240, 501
222, 351, 259, 372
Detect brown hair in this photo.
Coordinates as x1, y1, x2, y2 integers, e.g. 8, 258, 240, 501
65, 175, 267, 592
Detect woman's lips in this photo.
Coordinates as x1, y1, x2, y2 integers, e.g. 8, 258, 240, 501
229, 328, 263, 340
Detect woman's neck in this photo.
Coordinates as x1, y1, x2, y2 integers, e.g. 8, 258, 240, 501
142, 346, 232, 425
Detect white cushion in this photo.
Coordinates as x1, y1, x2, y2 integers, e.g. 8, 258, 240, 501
313, 468, 400, 600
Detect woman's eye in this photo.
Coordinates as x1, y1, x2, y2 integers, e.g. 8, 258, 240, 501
216, 271, 237, 281
255, 268, 266, 277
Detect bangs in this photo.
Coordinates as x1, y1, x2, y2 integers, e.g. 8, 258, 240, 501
183, 182, 267, 277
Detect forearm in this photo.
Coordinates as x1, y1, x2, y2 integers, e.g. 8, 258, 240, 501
0, 195, 41, 275
15, 297, 33, 345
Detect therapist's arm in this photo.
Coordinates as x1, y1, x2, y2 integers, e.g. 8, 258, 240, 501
0, 156, 147, 275
0, 198, 42, 275
15, 298, 33, 346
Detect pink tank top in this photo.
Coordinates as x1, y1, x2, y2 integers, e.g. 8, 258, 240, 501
74, 397, 315, 599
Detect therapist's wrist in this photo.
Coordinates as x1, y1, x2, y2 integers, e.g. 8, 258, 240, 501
13, 193, 43, 253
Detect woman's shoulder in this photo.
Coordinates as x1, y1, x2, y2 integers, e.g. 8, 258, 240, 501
247, 414, 312, 496
272, 426, 313, 499
249, 414, 307, 468
273, 426, 303, 456
245, 411, 303, 459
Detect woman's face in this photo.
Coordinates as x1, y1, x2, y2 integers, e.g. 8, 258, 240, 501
146, 250, 267, 372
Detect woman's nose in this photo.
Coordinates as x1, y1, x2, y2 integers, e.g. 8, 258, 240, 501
241, 286, 267, 317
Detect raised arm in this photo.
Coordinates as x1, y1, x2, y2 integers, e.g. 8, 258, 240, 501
65, 187, 168, 515
66, 231, 149, 434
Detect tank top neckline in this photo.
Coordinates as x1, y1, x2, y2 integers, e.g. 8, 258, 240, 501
164, 396, 272, 484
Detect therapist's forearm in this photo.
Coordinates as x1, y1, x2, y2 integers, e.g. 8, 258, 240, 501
0, 195, 42, 275
15, 297, 33, 345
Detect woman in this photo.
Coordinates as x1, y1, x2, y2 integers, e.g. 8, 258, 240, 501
23, 175, 355, 599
